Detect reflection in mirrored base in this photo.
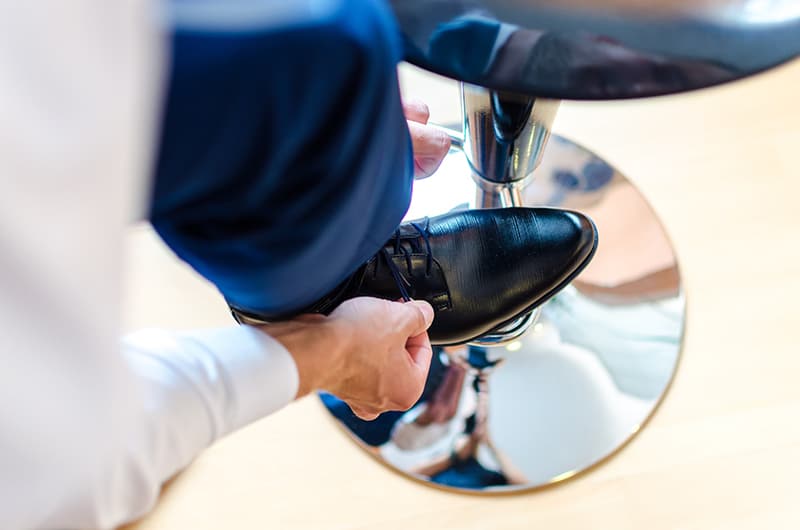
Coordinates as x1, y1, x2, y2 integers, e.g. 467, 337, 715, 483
320, 135, 685, 493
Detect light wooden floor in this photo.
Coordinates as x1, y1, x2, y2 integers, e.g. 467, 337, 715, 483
124, 59, 800, 530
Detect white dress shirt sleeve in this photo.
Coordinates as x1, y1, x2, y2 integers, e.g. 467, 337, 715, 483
121, 327, 299, 490
0, 1, 298, 528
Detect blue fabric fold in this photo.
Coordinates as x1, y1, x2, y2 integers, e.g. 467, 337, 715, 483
150, 0, 413, 314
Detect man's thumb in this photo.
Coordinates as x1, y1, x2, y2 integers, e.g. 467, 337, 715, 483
402, 300, 434, 335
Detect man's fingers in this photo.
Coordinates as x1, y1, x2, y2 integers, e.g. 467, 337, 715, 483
349, 403, 379, 421
398, 300, 434, 337
403, 98, 450, 179
395, 299, 434, 373
402, 98, 430, 124
331, 297, 435, 421
408, 121, 451, 179
406, 331, 433, 374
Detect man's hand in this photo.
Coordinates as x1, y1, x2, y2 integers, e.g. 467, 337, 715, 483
259, 298, 435, 420
404, 99, 451, 179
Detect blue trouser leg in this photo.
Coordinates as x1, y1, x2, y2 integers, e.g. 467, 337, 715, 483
149, 0, 413, 314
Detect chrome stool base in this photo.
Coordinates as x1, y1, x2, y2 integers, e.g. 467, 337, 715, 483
320, 135, 684, 493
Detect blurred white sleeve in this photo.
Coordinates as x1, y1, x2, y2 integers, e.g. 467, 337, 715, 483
0, 1, 298, 529
121, 327, 299, 493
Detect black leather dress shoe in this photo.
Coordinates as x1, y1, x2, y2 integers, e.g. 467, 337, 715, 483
231, 207, 597, 345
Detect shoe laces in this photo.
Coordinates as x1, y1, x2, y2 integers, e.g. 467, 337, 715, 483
377, 218, 432, 302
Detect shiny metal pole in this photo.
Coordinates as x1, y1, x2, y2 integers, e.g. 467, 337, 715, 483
460, 83, 560, 209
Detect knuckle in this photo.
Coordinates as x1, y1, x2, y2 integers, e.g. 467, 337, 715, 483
405, 99, 429, 120
352, 405, 378, 421
396, 393, 418, 411
379, 396, 393, 411
437, 131, 451, 151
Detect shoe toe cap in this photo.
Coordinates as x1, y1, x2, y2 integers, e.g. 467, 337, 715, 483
534, 208, 597, 275
429, 207, 597, 344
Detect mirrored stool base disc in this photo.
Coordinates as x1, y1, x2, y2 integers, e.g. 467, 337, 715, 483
320, 134, 685, 493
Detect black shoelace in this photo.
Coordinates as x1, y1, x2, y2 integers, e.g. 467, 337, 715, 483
377, 218, 432, 302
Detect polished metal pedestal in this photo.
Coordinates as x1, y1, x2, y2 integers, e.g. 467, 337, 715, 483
320, 134, 684, 493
